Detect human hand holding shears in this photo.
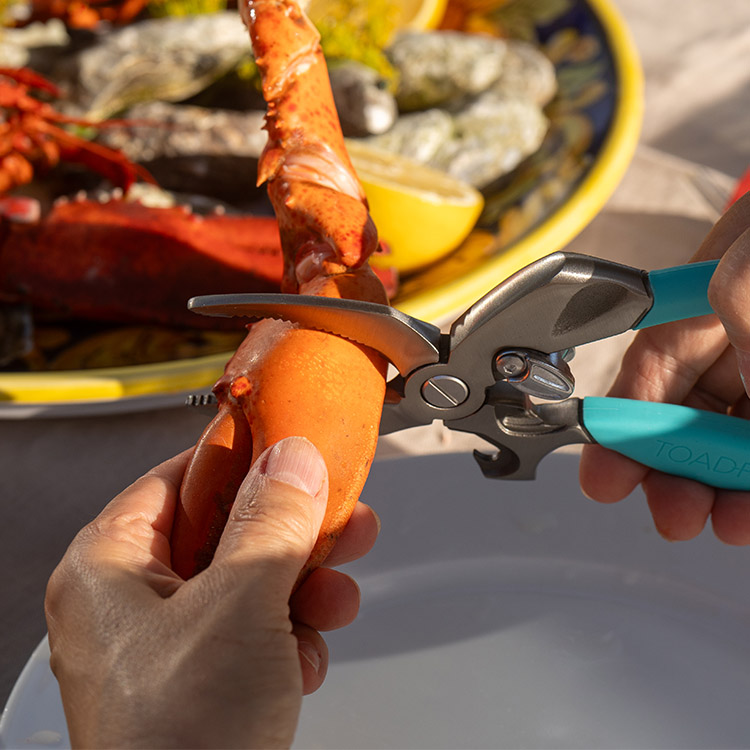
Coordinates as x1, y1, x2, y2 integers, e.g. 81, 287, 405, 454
580, 192, 750, 543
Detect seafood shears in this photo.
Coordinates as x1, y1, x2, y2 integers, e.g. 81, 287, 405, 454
189, 251, 750, 490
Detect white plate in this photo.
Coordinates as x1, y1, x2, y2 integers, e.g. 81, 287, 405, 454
3, 451, 750, 749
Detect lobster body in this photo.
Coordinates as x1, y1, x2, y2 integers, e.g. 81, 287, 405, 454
0, 198, 285, 328
171, 0, 389, 580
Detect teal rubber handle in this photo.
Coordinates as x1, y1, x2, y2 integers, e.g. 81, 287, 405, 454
635, 260, 718, 329
582, 396, 750, 490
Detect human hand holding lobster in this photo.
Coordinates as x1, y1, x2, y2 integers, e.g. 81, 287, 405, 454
45, 0, 390, 742
45, 436, 379, 749
580, 191, 750, 543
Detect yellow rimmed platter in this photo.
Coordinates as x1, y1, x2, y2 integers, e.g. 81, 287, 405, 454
0, 0, 643, 417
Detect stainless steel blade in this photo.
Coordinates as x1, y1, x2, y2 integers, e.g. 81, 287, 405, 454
188, 293, 443, 377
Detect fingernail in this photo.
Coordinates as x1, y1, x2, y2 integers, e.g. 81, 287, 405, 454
298, 641, 321, 674
263, 437, 327, 497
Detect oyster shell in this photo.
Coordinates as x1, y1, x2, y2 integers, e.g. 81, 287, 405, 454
363, 94, 548, 188
387, 30, 508, 111
0, 19, 69, 67
57, 12, 251, 119
492, 39, 557, 106
97, 101, 267, 202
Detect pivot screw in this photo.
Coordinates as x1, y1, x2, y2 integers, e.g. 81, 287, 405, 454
421, 375, 469, 408
495, 352, 528, 379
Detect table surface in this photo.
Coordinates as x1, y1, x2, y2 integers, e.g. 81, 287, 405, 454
3, 0, 750, 707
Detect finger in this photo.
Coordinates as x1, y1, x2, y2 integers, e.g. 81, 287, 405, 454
693, 191, 750, 262
685, 344, 746, 413
46, 450, 193, 627
708, 226, 750, 395
642, 472, 713, 541
710, 492, 750, 545
293, 623, 328, 695
323, 502, 380, 567
210, 436, 329, 600
579, 443, 648, 503
290, 567, 360, 632
580, 320, 724, 508
608, 316, 728, 405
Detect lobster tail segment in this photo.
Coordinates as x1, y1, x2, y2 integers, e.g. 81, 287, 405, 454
240, 0, 356, 189
240, 0, 378, 279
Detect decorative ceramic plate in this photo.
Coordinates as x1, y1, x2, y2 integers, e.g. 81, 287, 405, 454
0, 0, 643, 416
3, 451, 750, 748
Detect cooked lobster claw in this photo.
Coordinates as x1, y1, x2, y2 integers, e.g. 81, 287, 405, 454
170, 0, 391, 583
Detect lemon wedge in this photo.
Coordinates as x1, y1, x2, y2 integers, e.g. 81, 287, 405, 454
396, 0, 448, 30
346, 139, 485, 273
307, 0, 447, 33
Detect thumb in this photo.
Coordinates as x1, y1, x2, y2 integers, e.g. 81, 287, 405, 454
211, 436, 329, 594
708, 225, 750, 396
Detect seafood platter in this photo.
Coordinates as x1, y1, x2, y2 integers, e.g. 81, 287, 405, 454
0, 0, 643, 415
